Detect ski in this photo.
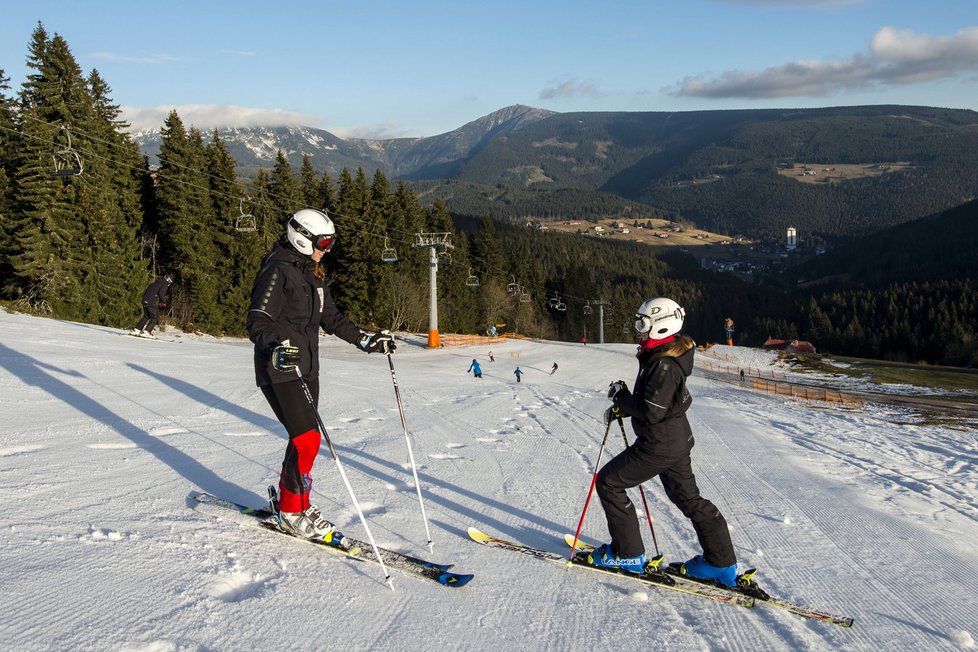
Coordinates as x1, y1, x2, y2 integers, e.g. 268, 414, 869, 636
193, 492, 473, 588
565, 533, 851, 626
664, 561, 854, 628
467, 527, 753, 607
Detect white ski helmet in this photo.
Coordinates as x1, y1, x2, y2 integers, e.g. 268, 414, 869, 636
286, 208, 336, 256
635, 297, 685, 338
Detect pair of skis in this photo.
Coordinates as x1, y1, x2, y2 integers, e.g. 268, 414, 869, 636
193, 492, 473, 588
193, 494, 853, 627
467, 527, 854, 627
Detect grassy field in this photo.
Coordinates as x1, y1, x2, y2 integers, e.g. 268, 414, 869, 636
778, 162, 914, 185
781, 351, 978, 398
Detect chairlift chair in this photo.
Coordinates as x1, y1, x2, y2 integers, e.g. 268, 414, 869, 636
519, 289, 531, 304
51, 125, 83, 178
381, 237, 398, 262
466, 268, 479, 287
507, 276, 519, 296
583, 303, 593, 315
438, 250, 452, 265
235, 198, 257, 232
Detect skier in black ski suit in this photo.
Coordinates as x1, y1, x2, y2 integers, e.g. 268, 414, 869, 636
246, 208, 394, 542
131, 274, 173, 336
588, 297, 738, 586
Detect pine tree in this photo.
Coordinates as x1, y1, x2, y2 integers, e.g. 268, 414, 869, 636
333, 167, 375, 323
0, 67, 19, 290
155, 112, 221, 330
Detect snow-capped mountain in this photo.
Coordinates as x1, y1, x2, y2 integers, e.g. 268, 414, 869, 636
131, 104, 555, 179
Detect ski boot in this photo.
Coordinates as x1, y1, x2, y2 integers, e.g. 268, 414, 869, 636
578, 543, 645, 574
677, 555, 738, 587
267, 486, 352, 549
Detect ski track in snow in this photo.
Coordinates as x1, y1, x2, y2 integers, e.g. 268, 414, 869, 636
1, 311, 976, 650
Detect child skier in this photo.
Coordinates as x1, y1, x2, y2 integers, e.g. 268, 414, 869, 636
468, 358, 482, 378
513, 367, 523, 383
581, 297, 739, 586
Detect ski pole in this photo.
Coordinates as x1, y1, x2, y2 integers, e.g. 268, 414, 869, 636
617, 416, 660, 556
567, 413, 615, 564
292, 367, 395, 591
385, 344, 434, 552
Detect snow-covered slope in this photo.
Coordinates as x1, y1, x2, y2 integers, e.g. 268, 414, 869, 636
1, 310, 975, 650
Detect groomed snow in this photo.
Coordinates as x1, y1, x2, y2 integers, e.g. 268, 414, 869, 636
1, 310, 976, 651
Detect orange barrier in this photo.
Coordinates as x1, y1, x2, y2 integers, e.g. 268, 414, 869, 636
437, 333, 518, 347
701, 361, 786, 380
750, 378, 864, 408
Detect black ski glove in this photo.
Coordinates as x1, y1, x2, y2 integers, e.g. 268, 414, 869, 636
270, 343, 300, 371
607, 380, 629, 400
602, 406, 622, 426
358, 331, 396, 354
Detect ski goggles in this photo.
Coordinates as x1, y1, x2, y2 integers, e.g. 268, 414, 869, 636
312, 234, 336, 252
289, 217, 336, 252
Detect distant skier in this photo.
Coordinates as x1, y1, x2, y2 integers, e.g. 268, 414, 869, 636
514, 367, 523, 383
468, 358, 482, 378
580, 296, 739, 587
581, 335, 587, 346
130, 274, 173, 339
488, 350, 495, 363
550, 362, 558, 375
740, 369, 745, 382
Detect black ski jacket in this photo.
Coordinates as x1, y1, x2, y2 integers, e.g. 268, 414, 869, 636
247, 243, 363, 387
142, 278, 170, 306
612, 335, 695, 458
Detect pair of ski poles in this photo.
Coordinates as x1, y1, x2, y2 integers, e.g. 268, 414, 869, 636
286, 335, 431, 591
567, 408, 659, 564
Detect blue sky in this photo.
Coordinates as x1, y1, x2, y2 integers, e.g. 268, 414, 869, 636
1, 0, 976, 138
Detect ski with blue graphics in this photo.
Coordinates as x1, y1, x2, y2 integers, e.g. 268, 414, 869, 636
566, 534, 853, 627
467, 527, 753, 607
193, 492, 473, 588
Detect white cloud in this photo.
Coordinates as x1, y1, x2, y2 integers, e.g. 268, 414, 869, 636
539, 78, 598, 100
89, 52, 185, 64
668, 26, 978, 99
120, 104, 322, 132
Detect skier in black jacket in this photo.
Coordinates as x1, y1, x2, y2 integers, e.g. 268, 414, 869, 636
582, 297, 738, 586
246, 208, 394, 543
130, 274, 173, 338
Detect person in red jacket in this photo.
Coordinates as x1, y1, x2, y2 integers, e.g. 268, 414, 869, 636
580, 297, 738, 586
246, 209, 394, 543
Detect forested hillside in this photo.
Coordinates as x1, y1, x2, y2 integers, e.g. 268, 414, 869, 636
427, 106, 978, 242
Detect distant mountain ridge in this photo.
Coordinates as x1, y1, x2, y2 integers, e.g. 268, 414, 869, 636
132, 103, 978, 240
132, 104, 556, 178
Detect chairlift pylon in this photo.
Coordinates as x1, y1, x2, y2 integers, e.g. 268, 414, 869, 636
235, 198, 257, 232
51, 125, 83, 178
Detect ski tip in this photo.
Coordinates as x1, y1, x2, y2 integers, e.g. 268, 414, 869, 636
467, 526, 490, 541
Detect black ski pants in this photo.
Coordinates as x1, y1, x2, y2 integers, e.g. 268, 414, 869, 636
135, 303, 159, 332
261, 378, 322, 510
595, 436, 736, 567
